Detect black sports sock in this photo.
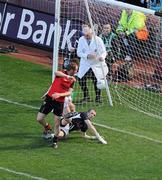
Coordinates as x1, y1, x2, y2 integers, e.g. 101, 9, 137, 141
53, 135, 58, 143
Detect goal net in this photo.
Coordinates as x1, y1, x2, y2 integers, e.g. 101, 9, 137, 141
55, 0, 162, 120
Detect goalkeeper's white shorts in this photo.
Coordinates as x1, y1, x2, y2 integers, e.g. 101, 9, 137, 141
60, 124, 70, 136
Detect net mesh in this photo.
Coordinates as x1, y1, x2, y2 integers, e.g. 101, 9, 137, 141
57, 0, 162, 119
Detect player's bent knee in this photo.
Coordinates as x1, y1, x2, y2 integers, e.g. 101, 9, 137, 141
59, 130, 65, 138
36, 113, 45, 122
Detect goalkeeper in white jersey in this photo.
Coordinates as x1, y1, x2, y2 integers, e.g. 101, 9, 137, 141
56, 109, 107, 144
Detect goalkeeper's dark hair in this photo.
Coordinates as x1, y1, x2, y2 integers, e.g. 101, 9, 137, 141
87, 108, 96, 113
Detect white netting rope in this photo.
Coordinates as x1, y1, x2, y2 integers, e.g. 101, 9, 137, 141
56, 0, 162, 119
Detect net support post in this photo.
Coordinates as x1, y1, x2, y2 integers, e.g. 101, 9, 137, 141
84, 0, 113, 106
52, 0, 61, 81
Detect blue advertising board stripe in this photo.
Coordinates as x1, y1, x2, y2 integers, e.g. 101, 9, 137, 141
0, 2, 82, 51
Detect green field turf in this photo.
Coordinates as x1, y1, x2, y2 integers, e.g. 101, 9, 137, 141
0, 55, 162, 180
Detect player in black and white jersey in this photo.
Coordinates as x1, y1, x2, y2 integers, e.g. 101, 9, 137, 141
57, 109, 107, 144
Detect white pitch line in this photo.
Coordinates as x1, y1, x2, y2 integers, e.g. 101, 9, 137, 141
0, 97, 39, 110
1, 97, 162, 144
94, 123, 162, 144
0, 167, 47, 180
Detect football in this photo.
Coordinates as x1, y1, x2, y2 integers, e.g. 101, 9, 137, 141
97, 79, 106, 89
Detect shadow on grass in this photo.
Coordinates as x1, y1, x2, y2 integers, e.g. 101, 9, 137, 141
0, 132, 98, 151
0, 132, 50, 151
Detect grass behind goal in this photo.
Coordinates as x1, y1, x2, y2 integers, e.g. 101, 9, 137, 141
0, 55, 162, 180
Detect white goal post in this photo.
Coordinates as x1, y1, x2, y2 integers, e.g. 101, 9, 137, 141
53, 0, 162, 120
52, 0, 61, 80
53, 0, 113, 106
83, 0, 113, 106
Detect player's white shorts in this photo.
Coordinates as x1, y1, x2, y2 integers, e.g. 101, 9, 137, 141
64, 96, 72, 109
60, 124, 70, 136
51, 124, 69, 138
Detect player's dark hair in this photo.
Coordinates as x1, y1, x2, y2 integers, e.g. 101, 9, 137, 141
66, 58, 79, 71
70, 58, 79, 66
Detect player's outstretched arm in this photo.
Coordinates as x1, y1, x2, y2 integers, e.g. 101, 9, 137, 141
55, 71, 76, 82
85, 120, 107, 144
52, 88, 73, 100
81, 132, 96, 140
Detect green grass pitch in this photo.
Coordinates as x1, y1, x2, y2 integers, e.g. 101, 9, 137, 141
0, 54, 162, 180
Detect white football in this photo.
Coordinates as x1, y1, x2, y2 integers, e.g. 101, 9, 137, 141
97, 79, 106, 89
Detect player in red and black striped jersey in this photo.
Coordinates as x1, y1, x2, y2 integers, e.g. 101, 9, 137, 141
57, 109, 107, 144
36, 60, 79, 148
